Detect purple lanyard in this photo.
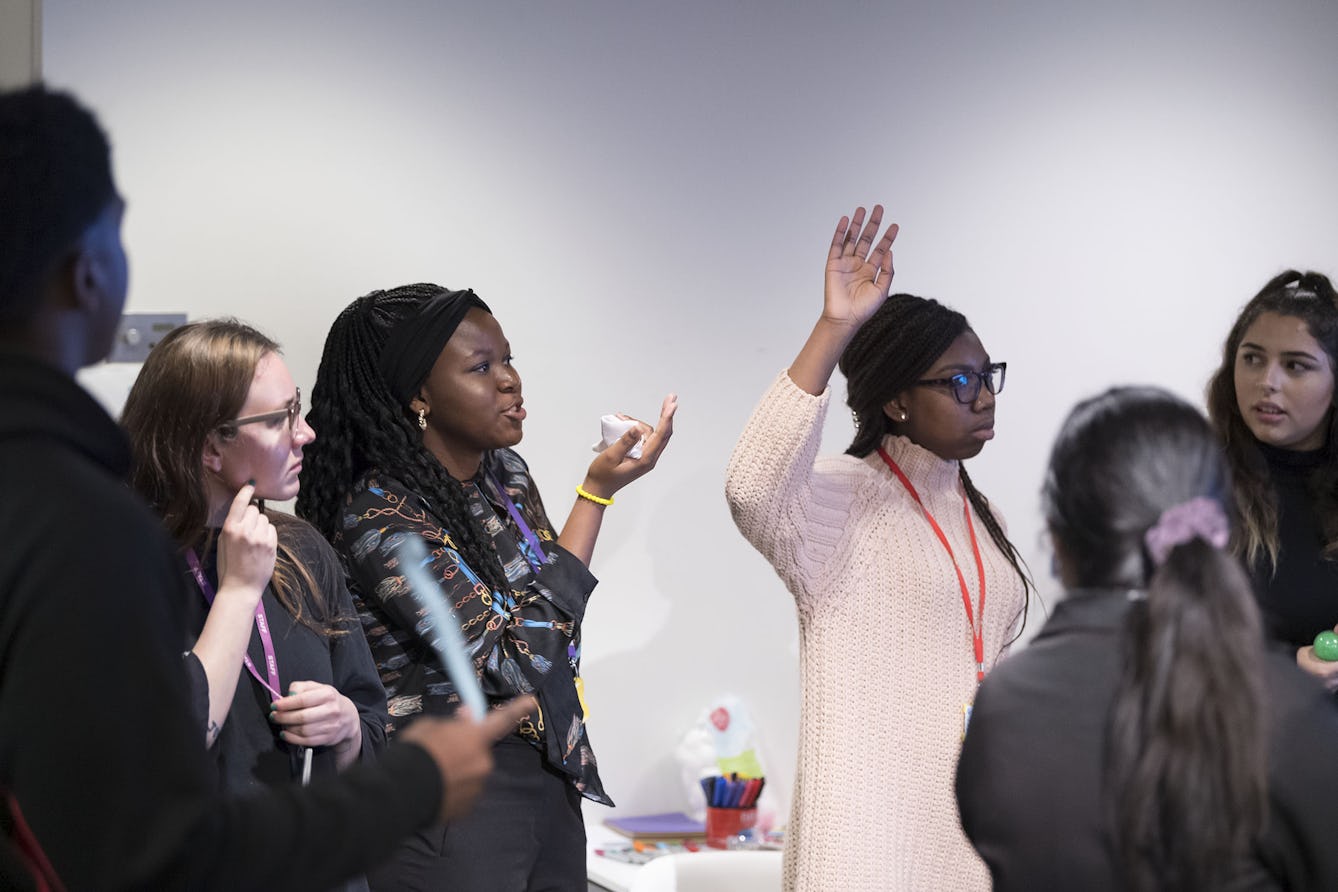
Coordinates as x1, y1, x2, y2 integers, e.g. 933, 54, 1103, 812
487, 473, 548, 573
185, 547, 283, 701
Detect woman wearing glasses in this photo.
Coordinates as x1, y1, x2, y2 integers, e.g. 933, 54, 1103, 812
121, 320, 388, 829
725, 206, 1030, 892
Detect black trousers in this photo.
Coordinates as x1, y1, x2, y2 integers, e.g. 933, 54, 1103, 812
367, 736, 587, 892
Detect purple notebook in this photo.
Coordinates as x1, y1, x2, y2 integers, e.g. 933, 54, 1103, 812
604, 812, 707, 839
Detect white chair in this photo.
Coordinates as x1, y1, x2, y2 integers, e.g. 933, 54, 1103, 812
626, 850, 782, 892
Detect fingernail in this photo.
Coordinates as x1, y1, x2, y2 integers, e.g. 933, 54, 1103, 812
246, 479, 256, 486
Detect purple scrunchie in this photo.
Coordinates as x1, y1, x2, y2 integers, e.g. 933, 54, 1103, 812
1143, 497, 1230, 566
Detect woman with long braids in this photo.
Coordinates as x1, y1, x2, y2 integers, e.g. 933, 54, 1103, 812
1207, 270, 1338, 690
955, 387, 1338, 890
297, 284, 675, 891
724, 205, 1030, 891
122, 320, 391, 892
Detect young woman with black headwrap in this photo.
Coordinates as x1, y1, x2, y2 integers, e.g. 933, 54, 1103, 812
298, 284, 675, 891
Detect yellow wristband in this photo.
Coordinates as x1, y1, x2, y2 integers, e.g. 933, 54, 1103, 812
576, 485, 613, 507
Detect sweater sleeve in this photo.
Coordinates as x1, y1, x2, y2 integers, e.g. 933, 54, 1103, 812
724, 370, 855, 600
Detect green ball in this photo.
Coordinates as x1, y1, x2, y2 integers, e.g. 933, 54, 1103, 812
1313, 630, 1338, 662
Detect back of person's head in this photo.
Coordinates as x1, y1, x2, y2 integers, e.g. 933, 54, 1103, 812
839, 293, 968, 458
0, 84, 115, 327
298, 284, 513, 598
1044, 386, 1267, 891
1206, 270, 1338, 568
123, 318, 278, 546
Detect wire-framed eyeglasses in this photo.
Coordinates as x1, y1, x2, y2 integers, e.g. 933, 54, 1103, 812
219, 388, 302, 435
914, 363, 1006, 405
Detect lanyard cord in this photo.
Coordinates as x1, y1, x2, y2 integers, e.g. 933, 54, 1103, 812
185, 547, 283, 700
877, 448, 988, 683
484, 472, 548, 574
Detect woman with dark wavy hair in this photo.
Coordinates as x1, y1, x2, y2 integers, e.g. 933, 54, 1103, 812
297, 284, 675, 891
956, 386, 1338, 891
1206, 270, 1338, 689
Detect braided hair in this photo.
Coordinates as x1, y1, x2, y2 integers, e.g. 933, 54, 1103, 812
297, 284, 513, 597
840, 294, 1032, 634
1045, 387, 1266, 891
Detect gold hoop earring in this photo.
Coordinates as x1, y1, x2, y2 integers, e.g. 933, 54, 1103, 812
418, 408, 428, 431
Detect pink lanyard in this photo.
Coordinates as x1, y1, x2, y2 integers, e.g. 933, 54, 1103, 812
877, 448, 988, 684
185, 548, 283, 700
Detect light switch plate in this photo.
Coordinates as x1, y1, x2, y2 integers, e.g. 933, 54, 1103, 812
107, 313, 187, 363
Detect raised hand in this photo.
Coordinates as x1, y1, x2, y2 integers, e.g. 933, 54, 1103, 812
823, 204, 899, 330
581, 393, 677, 500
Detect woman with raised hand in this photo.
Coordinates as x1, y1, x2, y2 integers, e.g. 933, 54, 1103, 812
297, 284, 675, 892
956, 387, 1338, 890
122, 320, 388, 870
1207, 270, 1338, 689
724, 206, 1030, 891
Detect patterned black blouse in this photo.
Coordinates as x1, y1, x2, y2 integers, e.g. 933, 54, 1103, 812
332, 448, 609, 804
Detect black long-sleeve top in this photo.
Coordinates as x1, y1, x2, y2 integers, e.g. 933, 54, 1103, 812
1250, 444, 1338, 649
0, 353, 441, 891
186, 520, 389, 793
956, 588, 1338, 891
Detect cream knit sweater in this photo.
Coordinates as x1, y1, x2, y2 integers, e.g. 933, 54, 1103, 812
725, 372, 1025, 892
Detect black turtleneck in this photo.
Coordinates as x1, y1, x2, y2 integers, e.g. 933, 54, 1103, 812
1250, 443, 1338, 649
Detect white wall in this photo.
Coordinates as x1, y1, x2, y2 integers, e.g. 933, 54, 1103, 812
45, 0, 1338, 824
0, 0, 40, 88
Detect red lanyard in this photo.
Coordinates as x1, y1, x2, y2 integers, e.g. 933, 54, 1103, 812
877, 448, 988, 683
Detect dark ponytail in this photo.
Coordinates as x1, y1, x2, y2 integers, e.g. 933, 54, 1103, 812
1108, 541, 1266, 890
1045, 387, 1267, 891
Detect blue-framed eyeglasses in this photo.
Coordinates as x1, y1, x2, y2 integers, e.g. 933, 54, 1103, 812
914, 363, 1006, 405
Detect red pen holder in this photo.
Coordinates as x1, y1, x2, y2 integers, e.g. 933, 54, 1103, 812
704, 806, 758, 848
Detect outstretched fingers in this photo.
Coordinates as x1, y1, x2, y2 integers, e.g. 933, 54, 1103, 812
852, 204, 884, 259
638, 393, 678, 465
869, 222, 899, 285
828, 214, 853, 262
